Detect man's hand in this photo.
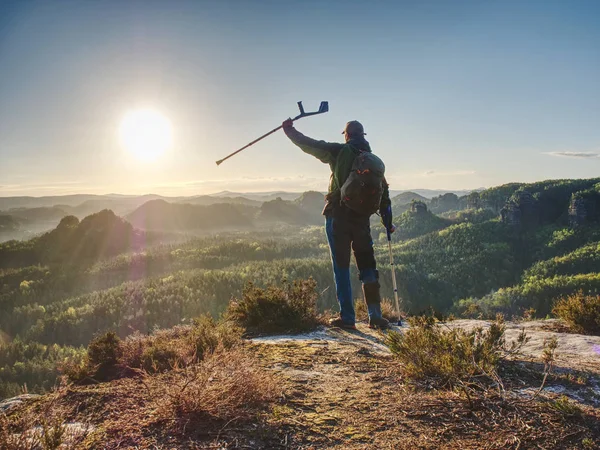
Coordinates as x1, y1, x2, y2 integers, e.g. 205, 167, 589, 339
380, 204, 394, 234
282, 118, 294, 129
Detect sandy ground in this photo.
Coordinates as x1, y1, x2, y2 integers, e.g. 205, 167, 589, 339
254, 319, 600, 373
253, 319, 600, 409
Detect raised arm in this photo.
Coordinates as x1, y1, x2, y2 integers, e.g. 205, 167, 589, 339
282, 119, 343, 164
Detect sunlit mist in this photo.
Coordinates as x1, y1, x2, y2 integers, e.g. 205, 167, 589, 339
119, 109, 173, 162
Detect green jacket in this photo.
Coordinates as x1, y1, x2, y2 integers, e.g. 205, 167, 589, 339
284, 126, 391, 216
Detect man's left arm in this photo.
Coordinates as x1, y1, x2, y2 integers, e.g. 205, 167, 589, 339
379, 178, 394, 233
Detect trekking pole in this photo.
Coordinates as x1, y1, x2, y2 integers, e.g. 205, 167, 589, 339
216, 101, 329, 166
387, 229, 402, 326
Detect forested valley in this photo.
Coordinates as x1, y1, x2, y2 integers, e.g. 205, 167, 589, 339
2, 178, 600, 399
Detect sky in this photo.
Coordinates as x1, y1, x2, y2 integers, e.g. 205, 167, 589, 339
1, 0, 599, 197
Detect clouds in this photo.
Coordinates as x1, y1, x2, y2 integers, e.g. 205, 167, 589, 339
134, 175, 328, 196
0, 175, 329, 197
0, 180, 87, 195
546, 152, 600, 159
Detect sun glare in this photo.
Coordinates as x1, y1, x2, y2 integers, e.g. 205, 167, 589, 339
119, 109, 173, 161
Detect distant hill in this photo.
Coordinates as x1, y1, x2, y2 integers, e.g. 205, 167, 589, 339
392, 191, 429, 204
0, 214, 36, 242
0, 210, 146, 268
0, 214, 21, 232
294, 191, 325, 219
182, 195, 262, 207
402, 189, 481, 199
392, 208, 454, 241
429, 193, 463, 214
127, 200, 256, 231
391, 191, 429, 211
210, 191, 304, 202
66, 195, 169, 217
8, 206, 69, 222
0, 194, 266, 218
0, 190, 483, 213
478, 178, 600, 217
0, 194, 169, 214
389, 192, 429, 215
0, 194, 104, 210
258, 197, 321, 225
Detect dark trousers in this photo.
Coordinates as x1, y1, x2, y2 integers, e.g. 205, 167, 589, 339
325, 209, 380, 324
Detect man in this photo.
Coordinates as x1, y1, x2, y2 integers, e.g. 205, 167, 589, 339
282, 118, 394, 330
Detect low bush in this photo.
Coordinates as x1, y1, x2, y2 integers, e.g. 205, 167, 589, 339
552, 291, 600, 335
226, 279, 321, 335
87, 331, 122, 380
386, 315, 526, 390
120, 325, 193, 372
189, 315, 243, 360
62, 331, 123, 383
65, 316, 243, 382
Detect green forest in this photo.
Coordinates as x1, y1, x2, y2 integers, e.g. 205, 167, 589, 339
2, 178, 600, 399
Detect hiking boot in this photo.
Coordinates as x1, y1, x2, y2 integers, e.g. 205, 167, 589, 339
363, 281, 388, 329
329, 317, 357, 330
369, 316, 390, 330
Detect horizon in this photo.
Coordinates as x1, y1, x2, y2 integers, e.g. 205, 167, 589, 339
0, 186, 482, 200
2, 1, 599, 197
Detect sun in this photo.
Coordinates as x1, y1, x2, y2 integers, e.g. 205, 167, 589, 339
119, 109, 173, 161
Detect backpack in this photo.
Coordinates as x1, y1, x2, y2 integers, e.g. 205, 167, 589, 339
340, 150, 385, 215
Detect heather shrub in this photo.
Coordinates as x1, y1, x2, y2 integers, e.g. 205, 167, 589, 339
140, 341, 180, 372
120, 325, 192, 372
65, 316, 243, 382
190, 315, 243, 360
86, 331, 122, 381
226, 279, 320, 334
63, 331, 122, 383
553, 291, 600, 335
386, 315, 526, 389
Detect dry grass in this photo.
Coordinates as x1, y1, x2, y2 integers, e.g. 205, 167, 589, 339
120, 316, 243, 373
0, 396, 92, 450
156, 346, 280, 425
4, 329, 600, 449
4, 346, 281, 448
63, 315, 243, 382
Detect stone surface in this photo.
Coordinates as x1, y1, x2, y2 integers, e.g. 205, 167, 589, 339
0, 394, 40, 412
